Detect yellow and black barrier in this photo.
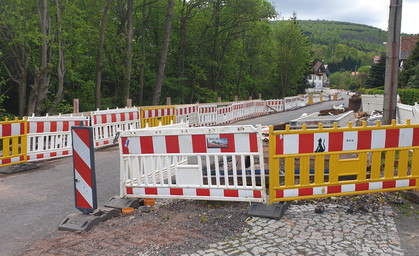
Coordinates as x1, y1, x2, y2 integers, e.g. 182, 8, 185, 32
0, 117, 27, 167
140, 105, 176, 128
269, 120, 419, 204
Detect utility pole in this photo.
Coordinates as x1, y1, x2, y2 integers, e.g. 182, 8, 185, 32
383, 0, 402, 125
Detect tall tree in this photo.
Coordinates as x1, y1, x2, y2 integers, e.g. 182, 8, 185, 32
27, 0, 52, 115
122, 0, 134, 105
0, 1, 30, 117
151, 0, 174, 105
365, 53, 386, 88
272, 18, 312, 98
47, 0, 66, 114
94, 0, 113, 110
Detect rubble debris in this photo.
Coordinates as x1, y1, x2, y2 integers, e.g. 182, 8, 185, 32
348, 92, 362, 112
318, 105, 349, 116
354, 110, 383, 126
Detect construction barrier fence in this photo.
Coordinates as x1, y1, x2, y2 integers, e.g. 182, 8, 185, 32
269, 120, 419, 204
175, 104, 199, 127
0, 91, 341, 168
119, 125, 267, 203
27, 115, 89, 161
92, 108, 141, 148
141, 106, 175, 128
0, 117, 27, 167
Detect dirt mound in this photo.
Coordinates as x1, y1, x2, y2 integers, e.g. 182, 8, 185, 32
20, 200, 249, 256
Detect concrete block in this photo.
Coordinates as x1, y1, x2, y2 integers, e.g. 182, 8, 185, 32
104, 196, 142, 210
248, 201, 290, 220
58, 207, 120, 232
402, 191, 419, 204
0, 163, 39, 174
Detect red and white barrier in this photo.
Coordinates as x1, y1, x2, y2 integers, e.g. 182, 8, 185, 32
313, 94, 321, 104
217, 105, 234, 125
119, 125, 266, 203
198, 104, 217, 126
253, 100, 267, 116
276, 179, 416, 200
297, 95, 308, 107
27, 115, 89, 162
275, 127, 419, 155
91, 107, 141, 148
266, 99, 283, 112
176, 104, 199, 127
284, 96, 298, 111
0, 122, 25, 137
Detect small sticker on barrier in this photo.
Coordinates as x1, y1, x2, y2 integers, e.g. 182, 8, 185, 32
207, 138, 228, 148
124, 138, 130, 148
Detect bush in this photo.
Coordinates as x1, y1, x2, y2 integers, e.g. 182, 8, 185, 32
363, 88, 419, 105
364, 88, 384, 95
398, 88, 419, 105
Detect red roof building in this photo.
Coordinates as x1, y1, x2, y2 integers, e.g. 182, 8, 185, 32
400, 36, 419, 61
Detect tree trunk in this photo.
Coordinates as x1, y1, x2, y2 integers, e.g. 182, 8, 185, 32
95, 0, 113, 110
151, 0, 174, 106
138, 0, 148, 106
27, 0, 52, 116
177, 0, 187, 104
210, 0, 221, 91
47, 0, 66, 114
122, 0, 133, 105
237, 60, 244, 97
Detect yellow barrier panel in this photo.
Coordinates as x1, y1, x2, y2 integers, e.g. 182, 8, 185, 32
0, 117, 28, 167
140, 106, 176, 128
269, 120, 419, 204
308, 95, 313, 105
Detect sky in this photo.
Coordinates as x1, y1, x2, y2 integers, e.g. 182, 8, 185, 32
269, 0, 419, 34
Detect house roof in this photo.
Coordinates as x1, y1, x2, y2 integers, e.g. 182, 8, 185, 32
313, 61, 323, 73
400, 36, 419, 60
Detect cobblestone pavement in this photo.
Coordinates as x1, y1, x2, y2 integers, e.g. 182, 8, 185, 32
185, 204, 404, 256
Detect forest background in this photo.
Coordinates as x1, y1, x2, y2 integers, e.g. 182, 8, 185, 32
0, 0, 417, 118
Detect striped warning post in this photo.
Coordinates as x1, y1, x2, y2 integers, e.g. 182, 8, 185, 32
71, 126, 97, 214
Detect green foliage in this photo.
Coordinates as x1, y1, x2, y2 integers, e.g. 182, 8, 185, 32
194, 85, 218, 103
299, 20, 386, 68
358, 65, 371, 73
365, 54, 386, 88
364, 88, 384, 95
399, 40, 419, 88
398, 89, 419, 105
0, 0, 332, 115
329, 71, 351, 89
271, 19, 312, 98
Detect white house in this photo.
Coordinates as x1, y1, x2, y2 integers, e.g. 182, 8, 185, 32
307, 61, 330, 88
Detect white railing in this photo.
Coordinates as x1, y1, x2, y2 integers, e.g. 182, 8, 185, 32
119, 125, 266, 203
91, 107, 141, 148
27, 114, 89, 162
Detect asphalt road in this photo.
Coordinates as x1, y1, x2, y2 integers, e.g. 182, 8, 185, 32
0, 96, 349, 256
